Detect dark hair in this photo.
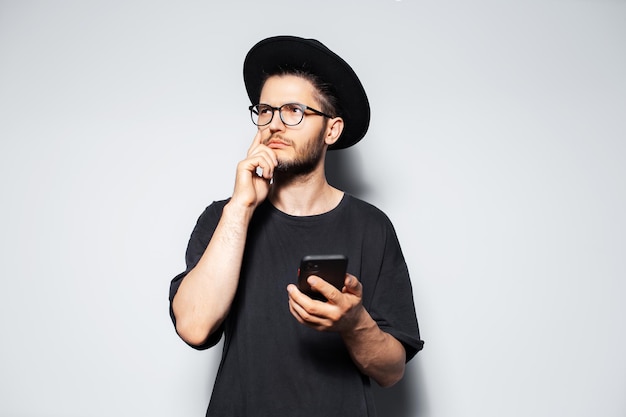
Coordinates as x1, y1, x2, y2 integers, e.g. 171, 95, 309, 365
261, 68, 341, 118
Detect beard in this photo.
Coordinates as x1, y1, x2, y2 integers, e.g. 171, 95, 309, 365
272, 128, 326, 182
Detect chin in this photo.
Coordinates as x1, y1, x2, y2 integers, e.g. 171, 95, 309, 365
274, 161, 295, 174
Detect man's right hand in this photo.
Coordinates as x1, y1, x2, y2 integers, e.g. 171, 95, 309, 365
231, 130, 278, 209
174, 132, 276, 346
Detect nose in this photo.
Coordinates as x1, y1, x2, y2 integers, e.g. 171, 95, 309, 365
267, 107, 286, 133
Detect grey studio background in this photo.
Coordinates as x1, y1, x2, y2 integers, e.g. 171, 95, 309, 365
1, 1, 625, 417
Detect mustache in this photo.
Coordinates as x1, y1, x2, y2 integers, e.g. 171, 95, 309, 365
263, 134, 292, 146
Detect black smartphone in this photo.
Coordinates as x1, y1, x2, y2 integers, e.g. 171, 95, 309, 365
297, 254, 348, 300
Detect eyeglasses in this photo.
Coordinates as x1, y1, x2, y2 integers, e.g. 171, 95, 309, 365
249, 103, 332, 127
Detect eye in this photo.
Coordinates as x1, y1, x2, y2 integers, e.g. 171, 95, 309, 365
258, 105, 273, 115
284, 104, 304, 114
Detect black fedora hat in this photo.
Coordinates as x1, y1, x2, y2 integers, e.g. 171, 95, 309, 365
243, 35, 370, 150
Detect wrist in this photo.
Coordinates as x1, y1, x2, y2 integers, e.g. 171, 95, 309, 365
223, 199, 256, 223
340, 305, 376, 340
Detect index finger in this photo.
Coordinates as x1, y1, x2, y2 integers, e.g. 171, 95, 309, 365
247, 129, 263, 155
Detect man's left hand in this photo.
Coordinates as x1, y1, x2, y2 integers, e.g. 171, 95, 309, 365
287, 274, 366, 333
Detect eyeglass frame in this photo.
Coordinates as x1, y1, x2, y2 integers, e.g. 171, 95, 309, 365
248, 103, 333, 127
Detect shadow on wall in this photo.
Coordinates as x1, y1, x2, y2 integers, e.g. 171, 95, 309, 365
325, 148, 371, 198
327, 150, 427, 416
371, 360, 427, 417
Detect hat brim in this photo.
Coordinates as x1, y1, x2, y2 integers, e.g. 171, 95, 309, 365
243, 36, 370, 150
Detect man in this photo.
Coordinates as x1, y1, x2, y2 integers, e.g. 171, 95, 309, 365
169, 35, 423, 417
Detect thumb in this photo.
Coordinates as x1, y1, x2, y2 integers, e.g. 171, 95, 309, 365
344, 274, 362, 296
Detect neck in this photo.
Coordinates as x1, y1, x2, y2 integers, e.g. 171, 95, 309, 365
269, 170, 344, 216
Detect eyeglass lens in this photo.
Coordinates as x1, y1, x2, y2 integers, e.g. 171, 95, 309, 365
251, 104, 305, 126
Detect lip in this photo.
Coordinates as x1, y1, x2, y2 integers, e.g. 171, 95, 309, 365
267, 139, 289, 149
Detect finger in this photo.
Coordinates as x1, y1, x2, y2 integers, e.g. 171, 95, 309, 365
248, 146, 278, 175
288, 284, 328, 319
288, 296, 321, 325
308, 276, 342, 304
247, 129, 264, 155
240, 150, 276, 180
289, 300, 333, 331
287, 284, 317, 310
247, 131, 278, 164
252, 154, 275, 180
343, 274, 363, 296
288, 300, 306, 325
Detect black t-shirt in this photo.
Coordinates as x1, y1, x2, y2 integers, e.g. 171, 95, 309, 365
170, 194, 423, 417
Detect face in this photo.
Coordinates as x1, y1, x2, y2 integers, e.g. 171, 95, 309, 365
258, 75, 329, 176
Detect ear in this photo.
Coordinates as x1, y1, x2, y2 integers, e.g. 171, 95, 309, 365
324, 117, 344, 146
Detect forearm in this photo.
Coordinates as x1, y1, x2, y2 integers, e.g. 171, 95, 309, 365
172, 201, 254, 346
341, 307, 406, 387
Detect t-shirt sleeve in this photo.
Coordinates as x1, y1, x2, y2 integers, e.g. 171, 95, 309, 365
366, 215, 424, 362
168, 200, 228, 350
